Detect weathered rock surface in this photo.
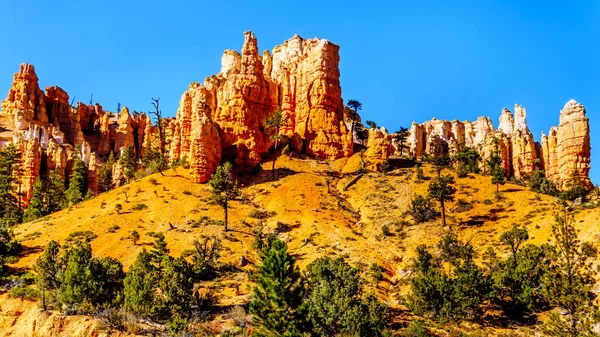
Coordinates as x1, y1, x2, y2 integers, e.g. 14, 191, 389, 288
170, 31, 353, 176
408, 102, 591, 189
541, 100, 592, 189
364, 127, 394, 170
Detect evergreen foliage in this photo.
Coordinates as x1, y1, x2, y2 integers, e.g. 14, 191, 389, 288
209, 162, 239, 231
34, 240, 124, 313
487, 226, 550, 316
541, 211, 599, 336
408, 235, 490, 322
124, 236, 194, 319
427, 175, 456, 226
0, 144, 24, 277
394, 127, 410, 157
23, 170, 67, 221
346, 99, 362, 143
123, 249, 156, 317
304, 256, 388, 336
486, 137, 506, 193
190, 236, 221, 280
410, 195, 439, 223
118, 146, 137, 183
65, 156, 88, 205
453, 145, 481, 174
249, 239, 305, 336
98, 153, 115, 193
264, 106, 289, 178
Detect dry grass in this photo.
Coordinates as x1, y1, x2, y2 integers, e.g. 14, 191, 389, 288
4, 157, 600, 336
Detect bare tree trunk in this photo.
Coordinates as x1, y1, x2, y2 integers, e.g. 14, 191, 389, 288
224, 197, 228, 232
441, 199, 446, 226
272, 134, 278, 180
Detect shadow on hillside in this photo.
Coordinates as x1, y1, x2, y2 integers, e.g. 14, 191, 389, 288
15, 245, 44, 259
239, 167, 299, 186
480, 311, 539, 329
501, 187, 523, 193
459, 213, 500, 227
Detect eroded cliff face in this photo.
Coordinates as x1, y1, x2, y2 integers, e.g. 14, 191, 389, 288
0, 64, 151, 205
541, 100, 592, 189
169, 31, 352, 172
407, 102, 592, 189
0, 32, 354, 206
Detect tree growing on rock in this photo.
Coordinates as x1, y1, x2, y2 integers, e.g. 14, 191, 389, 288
346, 99, 362, 142
394, 126, 410, 157
264, 106, 289, 179
428, 175, 456, 227
209, 162, 238, 232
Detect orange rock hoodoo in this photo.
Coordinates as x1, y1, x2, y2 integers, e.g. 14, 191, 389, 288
407, 102, 592, 189
0, 31, 355, 204
0, 33, 593, 206
168, 31, 353, 180
0, 65, 151, 206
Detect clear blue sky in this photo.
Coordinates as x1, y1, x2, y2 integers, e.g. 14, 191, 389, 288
1, 1, 598, 183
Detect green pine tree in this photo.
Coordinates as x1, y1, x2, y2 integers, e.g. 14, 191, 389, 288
150, 232, 169, 264
427, 175, 456, 227
486, 137, 506, 194
34, 240, 62, 310
118, 146, 137, 183
124, 248, 157, 317
98, 153, 115, 193
65, 157, 88, 205
264, 106, 289, 179
304, 256, 388, 336
249, 239, 305, 337
58, 241, 96, 311
24, 170, 66, 221
541, 211, 599, 336
209, 162, 239, 232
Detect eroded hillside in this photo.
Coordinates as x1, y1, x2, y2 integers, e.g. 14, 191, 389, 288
2, 155, 599, 336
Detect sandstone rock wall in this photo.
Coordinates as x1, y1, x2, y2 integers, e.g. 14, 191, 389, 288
169, 31, 353, 173
407, 102, 591, 189
541, 100, 592, 189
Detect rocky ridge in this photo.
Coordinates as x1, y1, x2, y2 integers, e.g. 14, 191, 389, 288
0, 33, 593, 207
0, 32, 355, 205
407, 102, 592, 189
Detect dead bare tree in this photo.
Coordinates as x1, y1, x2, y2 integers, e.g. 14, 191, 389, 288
150, 97, 167, 174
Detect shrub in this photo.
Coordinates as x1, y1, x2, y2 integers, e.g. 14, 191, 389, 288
131, 203, 147, 211
305, 256, 388, 336
405, 319, 431, 337
107, 225, 120, 233
456, 163, 469, 178
410, 195, 438, 223
9, 285, 39, 300
183, 190, 193, 196
114, 203, 122, 214
130, 230, 140, 245
453, 199, 473, 213
149, 178, 158, 186
408, 235, 490, 322
64, 230, 97, 244
190, 236, 221, 280
370, 262, 384, 282
249, 208, 275, 219
381, 224, 391, 237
